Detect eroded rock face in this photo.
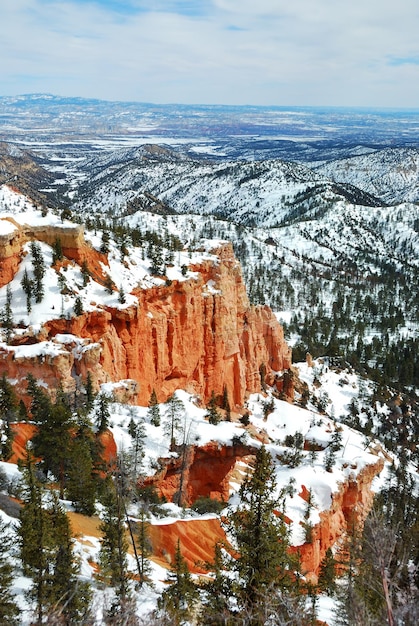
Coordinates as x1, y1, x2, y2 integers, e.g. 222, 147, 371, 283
292, 458, 385, 582
142, 446, 384, 580
2, 241, 291, 407
143, 441, 256, 506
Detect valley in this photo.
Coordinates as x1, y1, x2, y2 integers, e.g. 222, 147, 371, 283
0, 96, 418, 625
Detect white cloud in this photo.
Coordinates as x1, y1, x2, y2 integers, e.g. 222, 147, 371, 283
0, 0, 418, 105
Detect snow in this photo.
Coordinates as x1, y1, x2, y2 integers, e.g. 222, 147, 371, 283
0, 218, 17, 235
0, 183, 400, 624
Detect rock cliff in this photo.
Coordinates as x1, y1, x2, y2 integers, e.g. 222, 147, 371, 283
141, 446, 385, 578
0, 222, 292, 406
293, 457, 385, 582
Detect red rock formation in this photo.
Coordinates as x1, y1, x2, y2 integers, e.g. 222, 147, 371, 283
292, 458, 385, 582
0, 217, 25, 287
9, 422, 37, 463
1, 237, 292, 407
146, 456, 384, 581
148, 517, 226, 573
143, 441, 255, 506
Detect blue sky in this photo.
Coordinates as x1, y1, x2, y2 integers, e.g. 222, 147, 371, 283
1, 0, 419, 106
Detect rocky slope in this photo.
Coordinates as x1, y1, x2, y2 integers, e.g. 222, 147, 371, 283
0, 187, 291, 407
316, 147, 419, 204
71, 146, 382, 227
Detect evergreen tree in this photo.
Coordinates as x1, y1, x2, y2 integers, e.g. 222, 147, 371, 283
19, 454, 91, 624
30, 388, 74, 497
330, 426, 343, 453
222, 385, 231, 421
158, 540, 199, 625
26, 373, 50, 421
81, 259, 90, 286
324, 445, 336, 472
1, 421, 14, 461
200, 542, 232, 624
148, 389, 161, 427
85, 371, 96, 411
118, 285, 126, 304
19, 455, 50, 625
94, 392, 111, 433
74, 295, 84, 316
30, 241, 45, 303
100, 230, 110, 254
128, 415, 146, 479
136, 504, 152, 588
206, 391, 221, 425
163, 392, 184, 450
66, 435, 97, 516
0, 518, 20, 625
21, 267, 33, 313
228, 445, 296, 613
1, 284, 14, 342
318, 547, 337, 594
44, 492, 92, 624
99, 480, 130, 603
52, 237, 63, 264
0, 372, 18, 423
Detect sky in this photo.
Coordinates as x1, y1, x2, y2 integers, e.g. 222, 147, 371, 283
1, 0, 419, 107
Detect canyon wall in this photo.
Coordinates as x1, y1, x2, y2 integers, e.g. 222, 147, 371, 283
294, 458, 385, 582
140, 443, 385, 578
0, 220, 292, 407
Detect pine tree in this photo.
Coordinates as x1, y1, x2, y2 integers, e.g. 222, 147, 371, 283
200, 542, 232, 624
1, 284, 14, 342
99, 479, 130, 603
206, 391, 221, 425
318, 547, 337, 594
21, 267, 33, 313
148, 389, 161, 427
0, 372, 18, 423
1, 421, 14, 461
30, 241, 45, 303
81, 259, 90, 286
330, 425, 343, 453
95, 392, 111, 433
52, 237, 63, 264
19, 455, 50, 625
158, 540, 199, 625
66, 436, 97, 516
222, 385, 231, 421
74, 295, 84, 316
19, 457, 91, 625
100, 230, 110, 254
228, 445, 296, 612
85, 371, 95, 411
44, 492, 92, 624
128, 415, 146, 479
0, 518, 20, 625
118, 285, 126, 304
324, 445, 336, 472
163, 392, 184, 450
136, 504, 152, 588
30, 388, 74, 497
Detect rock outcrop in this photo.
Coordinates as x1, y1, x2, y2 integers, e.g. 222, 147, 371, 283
143, 441, 256, 506
1, 231, 292, 407
145, 454, 384, 579
293, 457, 385, 582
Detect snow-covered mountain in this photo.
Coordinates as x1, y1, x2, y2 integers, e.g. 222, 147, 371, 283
316, 147, 419, 204
0, 183, 411, 624
71, 145, 382, 228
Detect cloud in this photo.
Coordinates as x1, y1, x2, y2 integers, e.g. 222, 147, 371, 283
0, 0, 418, 105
